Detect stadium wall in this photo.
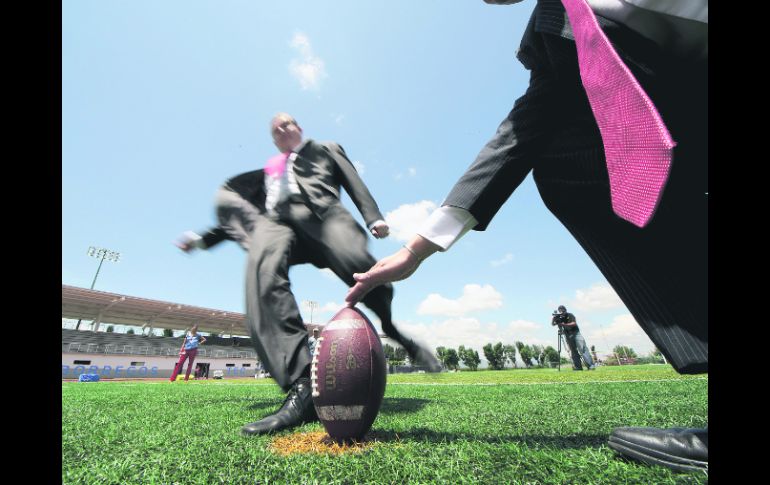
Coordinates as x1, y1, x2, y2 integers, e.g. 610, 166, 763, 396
62, 353, 259, 379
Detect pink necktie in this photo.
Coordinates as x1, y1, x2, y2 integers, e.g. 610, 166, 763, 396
561, 0, 676, 228
264, 152, 290, 177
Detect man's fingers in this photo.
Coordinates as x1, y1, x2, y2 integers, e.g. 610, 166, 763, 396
353, 272, 368, 282
345, 283, 372, 305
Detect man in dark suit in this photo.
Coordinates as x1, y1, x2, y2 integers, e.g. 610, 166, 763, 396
346, 0, 707, 473
177, 113, 440, 435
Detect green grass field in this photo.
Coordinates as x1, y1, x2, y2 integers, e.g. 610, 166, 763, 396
62, 365, 707, 484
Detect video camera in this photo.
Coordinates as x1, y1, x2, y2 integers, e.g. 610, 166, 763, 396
551, 310, 568, 326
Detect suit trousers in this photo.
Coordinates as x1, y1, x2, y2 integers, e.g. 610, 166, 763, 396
229, 198, 394, 392
463, 16, 707, 373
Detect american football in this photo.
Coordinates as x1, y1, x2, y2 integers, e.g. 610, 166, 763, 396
311, 306, 387, 441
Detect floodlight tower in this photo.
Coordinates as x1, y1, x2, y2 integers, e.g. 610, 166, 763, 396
75, 246, 121, 330
303, 300, 319, 325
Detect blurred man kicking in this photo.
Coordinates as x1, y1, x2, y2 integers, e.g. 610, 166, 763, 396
176, 113, 440, 435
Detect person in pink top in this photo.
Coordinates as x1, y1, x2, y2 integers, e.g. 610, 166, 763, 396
169, 324, 206, 382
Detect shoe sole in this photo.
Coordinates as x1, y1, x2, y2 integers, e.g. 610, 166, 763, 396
608, 436, 708, 474
241, 417, 320, 436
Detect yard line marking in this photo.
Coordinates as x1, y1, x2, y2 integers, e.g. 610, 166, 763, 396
63, 381, 278, 386
64, 377, 706, 387
388, 377, 707, 386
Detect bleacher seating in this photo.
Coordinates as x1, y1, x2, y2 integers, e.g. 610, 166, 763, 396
61, 329, 258, 359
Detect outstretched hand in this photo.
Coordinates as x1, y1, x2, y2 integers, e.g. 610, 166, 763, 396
175, 239, 194, 253
345, 247, 421, 305
174, 231, 200, 253
370, 221, 390, 239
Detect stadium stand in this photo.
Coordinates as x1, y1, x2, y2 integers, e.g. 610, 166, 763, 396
61, 329, 258, 359
61, 284, 375, 379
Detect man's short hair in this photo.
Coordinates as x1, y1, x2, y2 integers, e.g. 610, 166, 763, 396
271, 112, 297, 127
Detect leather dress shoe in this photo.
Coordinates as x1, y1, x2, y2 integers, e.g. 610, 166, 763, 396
403, 340, 442, 372
241, 377, 318, 436
608, 427, 708, 473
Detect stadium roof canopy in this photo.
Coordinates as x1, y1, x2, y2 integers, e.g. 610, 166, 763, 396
61, 284, 249, 336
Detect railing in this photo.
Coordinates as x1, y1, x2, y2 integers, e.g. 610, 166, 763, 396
61, 342, 257, 359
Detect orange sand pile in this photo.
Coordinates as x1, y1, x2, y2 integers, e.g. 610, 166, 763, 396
269, 431, 379, 456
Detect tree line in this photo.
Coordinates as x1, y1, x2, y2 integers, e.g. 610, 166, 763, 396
385, 341, 662, 370
385, 341, 565, 371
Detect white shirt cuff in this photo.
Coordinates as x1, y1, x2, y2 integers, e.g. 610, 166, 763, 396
416, 206, 478, 251
368, 219, 386, 230
184, 231, 205, 249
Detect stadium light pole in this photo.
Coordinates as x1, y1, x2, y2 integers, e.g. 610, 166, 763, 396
303, 300, 318, 325
75, 246, 122, 330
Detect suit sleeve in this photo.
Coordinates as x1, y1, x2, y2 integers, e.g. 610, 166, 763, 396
197, 170, 266, 251
441, 113, 535, 231
441, 60, 563, 231
325, 142, 385, 227
199, 227, 231, 249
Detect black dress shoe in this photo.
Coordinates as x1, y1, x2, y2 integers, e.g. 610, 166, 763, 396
403, 340, 442, 372
241, 377, 318, 436
608, 427, 708, 473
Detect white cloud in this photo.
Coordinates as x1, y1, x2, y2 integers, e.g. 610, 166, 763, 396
289, 32, 327, 90
317, 301, 345, 314
585, 314, 656, 356
417, 284, 503, 317
394, 167, 418, 180
384, 200, 437, 242
379, 317, 551, 368
570, 283, 624, 312
318, 268, 337, 280
507, 320, 541, 333
353, 160, 365, 175
490, 253, 514, 267
332, 113, 345, 125
381, 317, 501, 355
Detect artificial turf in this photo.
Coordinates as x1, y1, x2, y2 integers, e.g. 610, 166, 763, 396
62, 365, 707, 484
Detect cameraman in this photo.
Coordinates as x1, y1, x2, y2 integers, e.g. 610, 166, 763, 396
552, 305, 595, 370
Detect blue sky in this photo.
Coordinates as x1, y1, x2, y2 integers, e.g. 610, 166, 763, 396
62, 0, 658, 360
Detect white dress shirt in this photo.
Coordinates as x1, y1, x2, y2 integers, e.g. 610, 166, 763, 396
264, 152, 302, 215
491, 0, 707, 59
263, 140, 386, 231
416, 206, 478, 251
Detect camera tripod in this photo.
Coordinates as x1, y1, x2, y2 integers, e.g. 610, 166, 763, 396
556, 329, 573, 372
557, 328, 595, 371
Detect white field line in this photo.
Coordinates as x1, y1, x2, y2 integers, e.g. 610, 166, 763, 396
64, 377, 707, 387
62, 382, 278, 386
388, 377, 707, 386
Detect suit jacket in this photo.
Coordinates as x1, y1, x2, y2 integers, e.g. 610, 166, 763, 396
440, 5, 708, 373
442, 1, 694, 231
199, 138, 384, 249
